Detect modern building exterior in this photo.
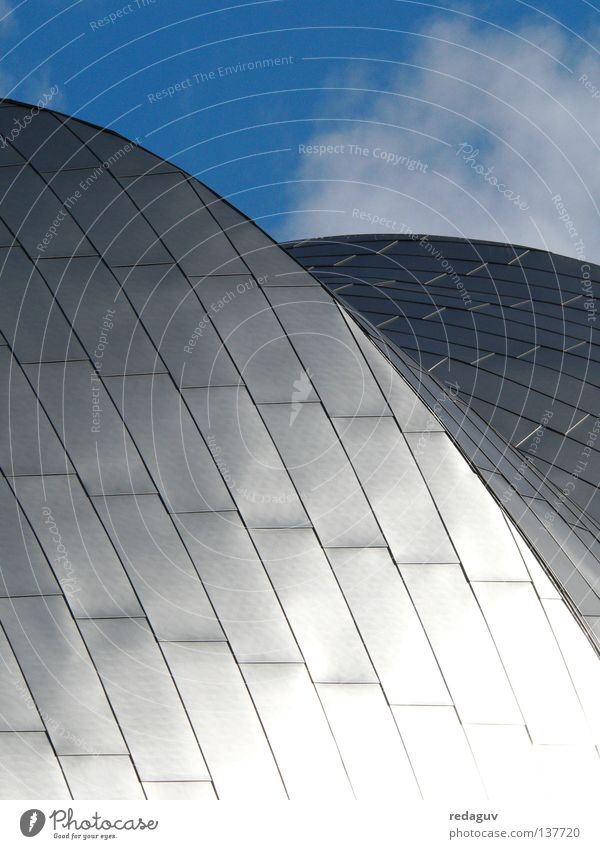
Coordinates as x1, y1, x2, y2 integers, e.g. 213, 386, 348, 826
286, 235, 600, 645
0, 99, 600, 800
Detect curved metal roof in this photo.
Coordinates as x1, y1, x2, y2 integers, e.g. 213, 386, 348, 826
0, 101, 599, 799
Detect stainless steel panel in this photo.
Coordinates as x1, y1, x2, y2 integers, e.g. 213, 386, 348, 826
65, 118, 178, 175
79, 617, 210, 782
0, 732, 70, 799
0, 111, 26, 165
334, 417, 457, 563
503, 490, 600, 615
39, 257, 161, 375
464, 724, 535, 799
251, 529, 376, 683
93, 494, 223, 641
25, 361, 154, 497
0, 626, 44, 731
530, 744, 600, 798
184, 386, 308, 528
12, 475, 142, 618
405, 431, 530, 580
60, 755, 144, 800
173, 511, 301, 663
0, 595, 128, 755
260, 402, 383, 547
326, 547, 450, 704
193, 184, 317, 283
0, 476, 59, 597
0, 109, 97, 172
195, 276, 317, 403
49, 169, 171, 267
0, 247, 86, 362
265, 287, 389, 416
163, 641, 285, 799
0, 217, 14, 246
542, 598, 600, 745
392, 706, 485, 799
473, 581, 591, 744
0, 169, 95, 258
527, 500, 600, 594
114, 264, 239, 387
508, 522, 561, 600
341, 310, 440, 431
400, 563, 523, 724
0, 347, 72, 476
121, 174, 247, 275
241, 663, 353, 799
105, 374, 233, 514
143, 781, 216, 800
317, 683, 421, 799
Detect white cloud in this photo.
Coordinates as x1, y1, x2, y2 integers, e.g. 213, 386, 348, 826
280, 17, 600, 262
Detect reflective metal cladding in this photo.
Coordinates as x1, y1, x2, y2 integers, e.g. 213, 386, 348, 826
0, 99, 600, 800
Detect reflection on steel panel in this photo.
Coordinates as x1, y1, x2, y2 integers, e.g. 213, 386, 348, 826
0, 732, 70, 799
508, 524, 561, 601
464, 724, 536, 800
0, 108, 97, 172
11, 475, 142, 618
326, 547, 450, 705
185, 386, 308, 528
0, 626, 44, 732
542, 598, 600, 745
241, 663, 353, 799
174, 511, 301, 663
65, 117, 178, 176
106, 373, 234, 514
260, 402, 383, 548
531, 745, 600, 799
0, 170, 95, 258
25, 361, 154, 497
79, 617, 209, 782
334, 417, 456, 563
193, 184, 316, 283
0, 596, 128, 755
0, 247, 86, 362
195, 275, 318, 403
0, 347, 72, 476
392, 705, 484, 799
317, 683, 421, 799
400, 563, 523, 725
266, 287, 390, 417
163, 642, 286, 799
114, 265, 239, 388
143, 781, 217, 800
473, 581, 591, 744
39, 257, 161, 376
0, 218, 15, 247
93, 494, 224, 642
60, 755, 144, 800
251, 529, 377, 683
49, 169, 171, 267
121, 174, 247, 276
341, 311, 441, 431
405, 431, 530, 581
0, 476, 59, 597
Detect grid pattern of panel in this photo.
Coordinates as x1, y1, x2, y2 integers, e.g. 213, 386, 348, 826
1, 101, 600, 800
286, 235, 600, 641
285, 236, 600, 518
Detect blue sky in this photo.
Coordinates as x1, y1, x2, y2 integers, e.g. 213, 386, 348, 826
3, 0, 600, 257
